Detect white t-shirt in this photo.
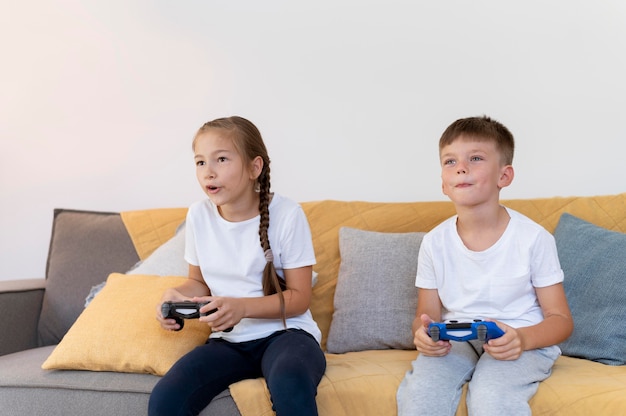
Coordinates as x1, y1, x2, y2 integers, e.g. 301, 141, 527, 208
416, 207, 564, 328
185, 193, 321, 343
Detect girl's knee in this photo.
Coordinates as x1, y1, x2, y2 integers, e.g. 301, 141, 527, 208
148, 382, 178, 416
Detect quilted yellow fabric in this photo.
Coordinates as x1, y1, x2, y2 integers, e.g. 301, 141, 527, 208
230, 350, 626, 416
120, 193, 626, 416
120, 207, 187, 260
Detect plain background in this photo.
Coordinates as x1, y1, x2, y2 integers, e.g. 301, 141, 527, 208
1, 1, 625, 281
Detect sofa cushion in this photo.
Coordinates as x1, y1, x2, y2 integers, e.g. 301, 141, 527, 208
555, 213, 626, 365
120, 207, 188, 260
0, 346, 238, 416
85, 221, 188, 307
42, 273, 212, 376
326, 227, 424, 353
38, 209, 140, 346
127, 221, 187, 276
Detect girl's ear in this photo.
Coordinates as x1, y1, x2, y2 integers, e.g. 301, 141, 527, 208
498, 165, 514, 189
249, 156, 264, 180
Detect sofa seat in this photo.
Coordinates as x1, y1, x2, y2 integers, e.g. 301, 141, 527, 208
0, 346, 237, 416
228, 350, 626, 416
2, 345, 626, 416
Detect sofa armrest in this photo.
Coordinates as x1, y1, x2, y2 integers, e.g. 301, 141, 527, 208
0, 278, 45, 356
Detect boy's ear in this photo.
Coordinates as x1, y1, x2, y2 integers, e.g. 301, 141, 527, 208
249, 156, 264, 180
498, 165, 514, 189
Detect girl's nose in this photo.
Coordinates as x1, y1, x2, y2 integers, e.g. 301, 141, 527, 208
204, 167, 216, 179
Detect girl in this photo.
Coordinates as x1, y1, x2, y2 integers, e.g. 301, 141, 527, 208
149, 116, 326, 416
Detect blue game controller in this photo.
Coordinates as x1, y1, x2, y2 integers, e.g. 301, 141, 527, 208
428, 320, 504, 342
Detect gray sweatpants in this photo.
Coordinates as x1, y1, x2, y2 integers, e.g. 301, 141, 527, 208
396, 341, 561, 416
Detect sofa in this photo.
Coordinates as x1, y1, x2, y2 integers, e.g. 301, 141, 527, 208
1, 192, 625, 416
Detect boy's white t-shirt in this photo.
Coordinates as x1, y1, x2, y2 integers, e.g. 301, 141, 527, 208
184, 193, 321, 343
416, 207, 564, 328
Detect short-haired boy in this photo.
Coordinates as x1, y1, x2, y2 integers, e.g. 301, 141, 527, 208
397, 116, 573, 415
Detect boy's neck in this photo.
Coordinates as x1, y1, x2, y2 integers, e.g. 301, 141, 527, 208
455, 204, 510, 251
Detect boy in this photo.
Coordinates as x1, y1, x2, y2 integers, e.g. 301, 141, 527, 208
397, 116, 573, 416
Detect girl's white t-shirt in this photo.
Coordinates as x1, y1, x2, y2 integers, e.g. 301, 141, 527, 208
416, 207, 564, 328
185, 193, 321, 343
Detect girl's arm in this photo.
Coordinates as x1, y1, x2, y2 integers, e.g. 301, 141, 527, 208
248, 265, 313, 317
162, 264, 211, 300
198, 265, 313, 331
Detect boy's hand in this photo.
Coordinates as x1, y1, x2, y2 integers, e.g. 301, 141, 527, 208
414, 314, 451, 357
482, 320, 524, 360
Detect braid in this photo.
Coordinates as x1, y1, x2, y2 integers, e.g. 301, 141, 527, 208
258, 164, 287, 327
193, 116, 287, 326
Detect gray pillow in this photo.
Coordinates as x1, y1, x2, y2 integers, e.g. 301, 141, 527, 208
326, 227, 425, 353
39, 209, 140, 346
555, 213, 626, 365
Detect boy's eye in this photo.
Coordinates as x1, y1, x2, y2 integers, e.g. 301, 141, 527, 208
196, 160, 205, 167
470, 156, 483, 162
443, 159, 455, 166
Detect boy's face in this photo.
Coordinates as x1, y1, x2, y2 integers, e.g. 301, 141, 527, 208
439, 136, 513, 207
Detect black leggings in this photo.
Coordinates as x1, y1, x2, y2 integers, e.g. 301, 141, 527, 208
148, 329, 326, 416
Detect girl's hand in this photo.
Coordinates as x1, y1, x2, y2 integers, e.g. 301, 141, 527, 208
195, 296, 244, 332
482, 321, 523, 360
414, 314, 451, 357
155, 289, 191, 331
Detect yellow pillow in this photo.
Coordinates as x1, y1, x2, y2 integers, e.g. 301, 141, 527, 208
42, 273, 211, 376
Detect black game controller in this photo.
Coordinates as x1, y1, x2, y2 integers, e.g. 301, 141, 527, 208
161, 301, 233, 332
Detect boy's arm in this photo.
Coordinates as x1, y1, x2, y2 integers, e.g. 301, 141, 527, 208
412, 288, 443, 334
412, 288, 451, 356
518, 282, 573, 350
485, 282, 573, 360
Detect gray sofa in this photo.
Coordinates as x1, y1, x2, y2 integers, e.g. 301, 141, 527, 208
3, 194, 626, 416
0, 209, 240, 416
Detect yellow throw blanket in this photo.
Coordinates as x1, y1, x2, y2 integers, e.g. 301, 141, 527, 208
230, 350, 417, 416
120, 193, 626, 416
229, 350, 626, 416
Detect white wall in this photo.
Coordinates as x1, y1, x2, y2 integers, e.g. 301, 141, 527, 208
1, 0, 625, 281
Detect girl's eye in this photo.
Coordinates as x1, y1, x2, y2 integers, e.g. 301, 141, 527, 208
217, 157, 227, 163
196, 160, 205, 167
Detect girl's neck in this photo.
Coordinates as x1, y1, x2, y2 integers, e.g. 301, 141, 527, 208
217, 193, 261, 222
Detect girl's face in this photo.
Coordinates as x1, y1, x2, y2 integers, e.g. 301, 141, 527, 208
194, 130, 263, 221
439, 136, 513, 208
